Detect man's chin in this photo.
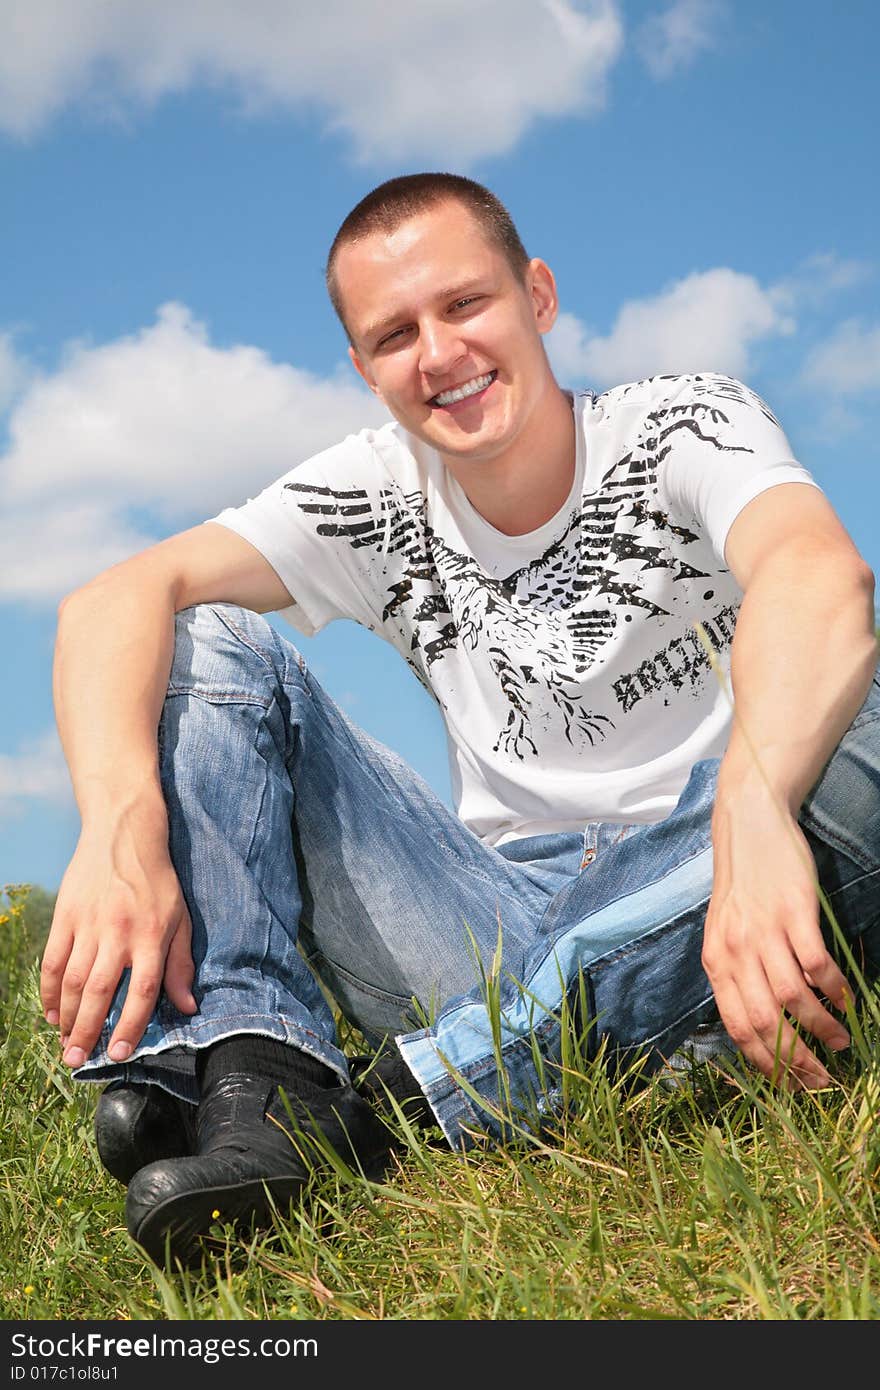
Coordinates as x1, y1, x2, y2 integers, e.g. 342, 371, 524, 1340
411, 416, 507, 463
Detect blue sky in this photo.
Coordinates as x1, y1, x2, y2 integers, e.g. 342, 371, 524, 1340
2, 0, 879, 892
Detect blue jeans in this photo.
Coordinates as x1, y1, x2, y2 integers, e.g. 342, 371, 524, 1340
74, 604, 880, 1149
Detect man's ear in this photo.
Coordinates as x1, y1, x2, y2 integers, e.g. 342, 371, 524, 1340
527, 258, 559, 336
349, 345, 384, 399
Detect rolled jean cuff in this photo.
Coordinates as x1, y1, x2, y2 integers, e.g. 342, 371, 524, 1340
395, 1025, 556, 1152
70, 1012, 351, 1105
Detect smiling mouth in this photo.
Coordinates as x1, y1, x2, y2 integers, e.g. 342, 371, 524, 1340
430, 370, 497, 407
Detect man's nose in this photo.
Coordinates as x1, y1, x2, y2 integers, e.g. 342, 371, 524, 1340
418, 319, 466, 376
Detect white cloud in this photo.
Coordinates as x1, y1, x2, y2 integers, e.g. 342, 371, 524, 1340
3, 302, 390, 515
636, 0, 724, 80
0, 332, 31, 415
0, 728, 73, 820
773, 252, 874, 313
0, 0, 624, 164
547, 266, 794, 386
4, 260, 870, 608
0, 302, 390, 604
0, 501, 157, 603
802, 320, 880, 397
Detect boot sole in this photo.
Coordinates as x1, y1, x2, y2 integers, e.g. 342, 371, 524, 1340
128, 1146, 391, 1267
128, 1173, 309, 1267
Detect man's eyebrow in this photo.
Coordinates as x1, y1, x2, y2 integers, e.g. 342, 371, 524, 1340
362, 281, 490, 343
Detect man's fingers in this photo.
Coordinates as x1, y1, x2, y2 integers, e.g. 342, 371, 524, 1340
762, 1023, 829, 1090
106, 954, 167, 1062
713, 965, 832, 1089
52, 897, 191, 1066
58, 939, 99, 1042
60, 950, 125, 1067
738, 1015, 829, 1090
39, 920, 74, 1023
790, 930, 853, 1017
163, 910, 197, 1015
765, 962, 850, 1051
762, 922, 850, 1049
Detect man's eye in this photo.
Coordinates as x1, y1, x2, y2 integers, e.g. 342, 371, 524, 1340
453, 296, 480, 311
377, 326, 410, 348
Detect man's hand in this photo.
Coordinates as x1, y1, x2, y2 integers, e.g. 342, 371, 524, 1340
702, 483, 876, 1089
702, 776, 851, 1089
40, 797, 197, 1068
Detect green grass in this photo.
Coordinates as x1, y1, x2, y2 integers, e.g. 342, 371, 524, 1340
2, 882, 878, 1322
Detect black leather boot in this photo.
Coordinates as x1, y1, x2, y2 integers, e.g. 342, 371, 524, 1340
94, 1082, 198, 1185
125, 1046, 392, 1267
349, 1047, 437, 1128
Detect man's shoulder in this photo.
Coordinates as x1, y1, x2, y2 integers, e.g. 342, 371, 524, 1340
289, 416, 418, 482
590, 372, 781, 427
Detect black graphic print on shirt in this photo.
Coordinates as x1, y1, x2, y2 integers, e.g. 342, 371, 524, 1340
283, 386, 752, 759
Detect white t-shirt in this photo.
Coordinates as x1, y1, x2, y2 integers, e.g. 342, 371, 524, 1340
208, 372, 820, 846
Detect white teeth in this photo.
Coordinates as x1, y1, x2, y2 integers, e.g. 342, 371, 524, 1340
433, 372, 494, 406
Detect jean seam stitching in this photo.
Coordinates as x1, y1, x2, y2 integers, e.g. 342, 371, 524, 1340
848, 709, 880, 733
536, 838, 712, 940
209, 603, 281, 673
166, 686, 272, 706
307, 950, 416, 1007
587, 900, 710, 973
826, 864, 880, 899
801, 805, 878, 873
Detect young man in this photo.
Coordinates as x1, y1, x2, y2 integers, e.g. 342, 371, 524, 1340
42, 174, 880, 1267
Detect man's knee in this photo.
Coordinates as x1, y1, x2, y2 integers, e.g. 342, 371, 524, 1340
168, 603, 293, 698
801, 673, 880, 881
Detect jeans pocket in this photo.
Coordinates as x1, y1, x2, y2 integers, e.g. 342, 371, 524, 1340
304, 949, 422, 1040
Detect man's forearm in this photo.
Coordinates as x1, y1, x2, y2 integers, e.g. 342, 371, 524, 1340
716, 540, 877, 815
54, 571, 178, 825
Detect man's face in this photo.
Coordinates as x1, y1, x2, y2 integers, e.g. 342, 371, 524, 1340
335, 199, 560, 467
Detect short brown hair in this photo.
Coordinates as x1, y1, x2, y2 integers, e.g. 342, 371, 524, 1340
325, 172, 530, 342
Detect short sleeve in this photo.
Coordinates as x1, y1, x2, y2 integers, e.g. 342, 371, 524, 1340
652, 374, 822, 565
205, 430, 395, 636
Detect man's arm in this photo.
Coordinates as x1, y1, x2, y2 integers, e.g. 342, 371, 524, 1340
702, 482, 877, 1087
42, 523, 294, 1069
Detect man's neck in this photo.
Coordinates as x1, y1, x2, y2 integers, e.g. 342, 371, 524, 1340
441, 384, 575, 537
